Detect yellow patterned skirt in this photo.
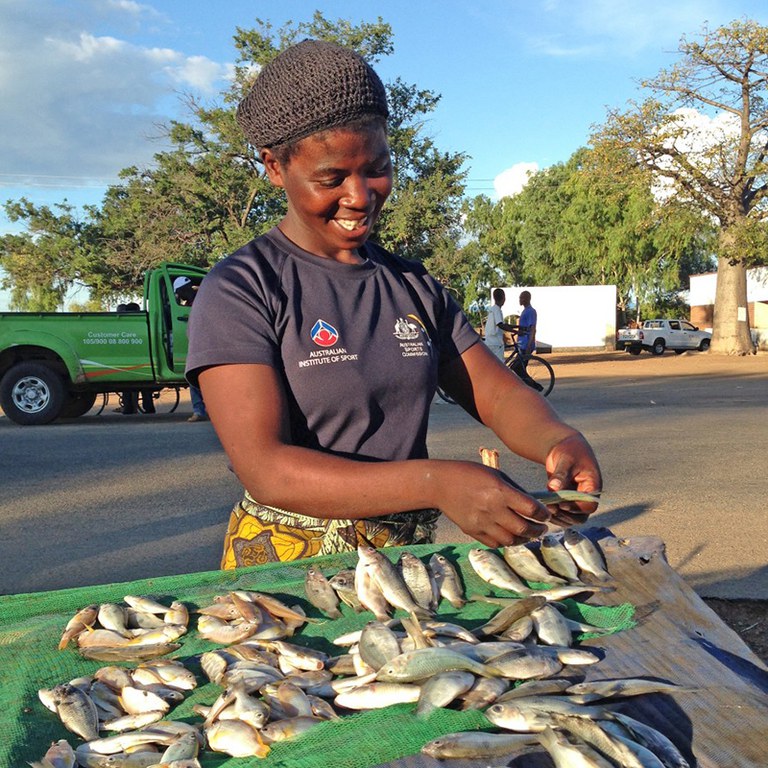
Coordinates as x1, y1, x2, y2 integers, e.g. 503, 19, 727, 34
221, 490, 441, 568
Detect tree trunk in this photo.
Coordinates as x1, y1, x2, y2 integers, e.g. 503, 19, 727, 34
710, 251, 754, 355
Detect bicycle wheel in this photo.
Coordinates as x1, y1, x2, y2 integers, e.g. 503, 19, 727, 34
522, 355, 555, 397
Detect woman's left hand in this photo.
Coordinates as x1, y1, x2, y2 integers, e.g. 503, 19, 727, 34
544, 433, 603, 525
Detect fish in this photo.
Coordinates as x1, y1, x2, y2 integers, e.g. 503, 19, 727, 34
260, 715, 324, 741
421, 731, 539, 759
599, 722, 669, 767
415, 670, 475, 716
304, 567, 343, 618
334, 683, 422, 710
468, 548, 532, 594
123, 595, 173, 615
484, 647, 563, 680
136, 660, 198, 690
78, 642, 181, 662
549, 712, 650, 768
375, 646, 503, 682
354, 556, 392, 621
51, 683, 100, 742
502, 544, 568, 585
540, 533, 582, 582
458, 675, 510, 710
358, 620, 403, 671
58, 604, 99, 649
97, 603, 130, 635
197, 615, 260, 644
163, 601, 190, 627
495, 678, 574, 702
328, 569, 365, 612
608, 712, 691, 767
398, 552, 439, 613
157, 730, 200, 763
119, 685, 171, 716
537, 725, 616, 768
205, 720, 270, 757
531, 604, 573, 646
566, 678, 695, 700
245, 591, 322, 626
476, 595, 547, 637
27, 739, 76, 768
531, 489, 601, 506
562, 529, 612, 582
358, 545, 431, 618
428, 553, 466, 608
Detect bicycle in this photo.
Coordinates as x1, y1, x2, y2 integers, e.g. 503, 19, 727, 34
436, 332, 555, 403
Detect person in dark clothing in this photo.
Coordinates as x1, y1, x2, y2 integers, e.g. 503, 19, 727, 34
116, 302, 156, 415
185, 40, 602, 568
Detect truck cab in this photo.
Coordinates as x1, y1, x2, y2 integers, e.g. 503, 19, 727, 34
0, 262, 207, 425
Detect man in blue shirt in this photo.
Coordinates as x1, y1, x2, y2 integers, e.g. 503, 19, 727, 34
515, 290, 537, 355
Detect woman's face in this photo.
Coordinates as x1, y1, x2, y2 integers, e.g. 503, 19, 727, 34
262, 124, 393, 263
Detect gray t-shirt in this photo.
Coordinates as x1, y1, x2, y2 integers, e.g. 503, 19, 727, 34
186, 227, 480, 462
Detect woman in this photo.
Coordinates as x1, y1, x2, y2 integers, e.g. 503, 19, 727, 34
186, 40, 602, 568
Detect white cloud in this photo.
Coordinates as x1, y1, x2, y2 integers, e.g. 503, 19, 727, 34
0, 0, 230, 186
531, 0, 725, 57
494, 162, 539, 199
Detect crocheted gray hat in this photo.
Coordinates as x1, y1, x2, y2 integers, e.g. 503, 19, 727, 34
237, 39, 389, 149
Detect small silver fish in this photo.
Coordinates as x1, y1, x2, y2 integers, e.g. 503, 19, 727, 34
562, 529, 612, 582
415, 670, 475, 717
422, 731, 539, 759
359, 620, 403, 671
531, 604, 573, 646
358, 545, 431, 618
398, 552, 439, 613
538, 725, 616, 768
428, 553, 466, 608
539, 534, 581, 582
502, 544, 567, 585
328, 569, 365, 612
376, 646, 502, 682
52, 683, 100, 742
304, 567, 342, 619
468, 548, 531, 594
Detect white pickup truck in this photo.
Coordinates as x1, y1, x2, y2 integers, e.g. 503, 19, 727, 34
616, 319, 712, 355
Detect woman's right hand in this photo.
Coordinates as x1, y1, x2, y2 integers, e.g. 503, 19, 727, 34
430, 461, 550, 548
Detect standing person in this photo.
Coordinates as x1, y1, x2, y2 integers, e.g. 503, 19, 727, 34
173, 277, 208, 423
186, 40, 601, 569
484, 288, 516, 360
115, 302, 156, 415
514, 290, 537, 356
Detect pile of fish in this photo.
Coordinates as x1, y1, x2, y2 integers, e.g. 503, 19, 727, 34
58, 596, 190, 662
33, 532, 694, 767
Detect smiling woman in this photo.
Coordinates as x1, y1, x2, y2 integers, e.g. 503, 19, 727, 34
185, 39, 602, 569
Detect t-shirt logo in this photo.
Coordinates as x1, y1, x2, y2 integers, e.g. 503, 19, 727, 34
311, 319, 339, 347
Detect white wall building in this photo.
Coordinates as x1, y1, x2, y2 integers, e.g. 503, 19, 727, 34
689, 266, 768, 349
495, 284, 617, 351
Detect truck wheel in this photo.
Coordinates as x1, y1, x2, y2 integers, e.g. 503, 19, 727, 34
60, 392, 98, 418
651, 339, 666, 356
0, 362, 67, 425
699, 339, 711, 351
628, 346, 641, 356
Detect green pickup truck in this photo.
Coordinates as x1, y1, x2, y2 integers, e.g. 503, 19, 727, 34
0, 262, 207, 425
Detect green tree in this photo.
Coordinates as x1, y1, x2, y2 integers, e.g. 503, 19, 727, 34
1, 14, 467, 304
595, 19, 768, 354
0, 200, 93, 310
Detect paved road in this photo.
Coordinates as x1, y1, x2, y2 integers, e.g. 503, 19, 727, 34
1, 352, 766, 598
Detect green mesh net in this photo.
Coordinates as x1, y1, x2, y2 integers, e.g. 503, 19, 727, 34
0, 543, 635, 767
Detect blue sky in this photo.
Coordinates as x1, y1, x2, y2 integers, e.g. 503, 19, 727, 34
1, 0, 767, 306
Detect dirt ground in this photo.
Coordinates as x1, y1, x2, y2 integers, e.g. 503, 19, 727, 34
553, 349, 768, 665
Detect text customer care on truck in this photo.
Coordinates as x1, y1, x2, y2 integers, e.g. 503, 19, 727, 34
185, 40, 602, 568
